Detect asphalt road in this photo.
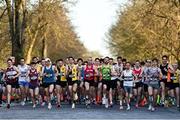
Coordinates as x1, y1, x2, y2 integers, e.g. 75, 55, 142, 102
0, 103, 179, 119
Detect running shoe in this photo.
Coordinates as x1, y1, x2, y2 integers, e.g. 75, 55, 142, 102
126, 105, 131, 111
48, 103, 52, 110
72, 103, 75, 109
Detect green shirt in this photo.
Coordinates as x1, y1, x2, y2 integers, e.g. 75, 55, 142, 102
101, 65, 111, 80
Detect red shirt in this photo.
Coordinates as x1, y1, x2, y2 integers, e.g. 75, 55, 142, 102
29, 69, 39, 86
84, 65, 95, 81
5, 66, 17, 83
133, 68, 142, 80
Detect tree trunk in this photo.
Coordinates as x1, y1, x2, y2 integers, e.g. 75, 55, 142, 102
5, 0, 26, 65
26, 31, 38, 64
42, 37, 47, 58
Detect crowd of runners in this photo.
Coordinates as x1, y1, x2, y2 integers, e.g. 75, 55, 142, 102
0, 55, 179, 111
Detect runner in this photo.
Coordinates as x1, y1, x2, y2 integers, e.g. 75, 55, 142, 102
18, 58, 29, 106
42, 58, 57, 109
3, 58, 20, 109
141, 60, 151, 107
38, 59, 46, 106
56, 59, 67, 108
172, 63, 180, 108
115, 56, 124, 109
28, 62, 40, 108
133, 60, 143, 108
145, 58, 162, 111
121, 62, 134, 110
94, 58, 102, 104
110, 58, 118, 107
160, 55, 174, 106
77, 58, 85, 104
84, 57, 95, 108
67, 57, 79, 109
101, 57, 111, 108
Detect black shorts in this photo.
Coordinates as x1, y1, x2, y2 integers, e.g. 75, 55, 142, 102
172, 83, 179, 89
84, 80, 95, 87
165, 82, 174, 90
143, 84, 148, 92
103, 80, 116, 91
6, 81, 19, 89
29, 84, 39, 90
68, 80, 78, 86
43, 82, 55, 88
56, 81, 67, 88
134, 82, 143, 89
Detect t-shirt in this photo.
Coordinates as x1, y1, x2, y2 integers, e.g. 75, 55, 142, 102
146, 67, 161, 81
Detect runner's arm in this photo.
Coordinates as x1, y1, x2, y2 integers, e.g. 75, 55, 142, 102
14, 66, 20, 78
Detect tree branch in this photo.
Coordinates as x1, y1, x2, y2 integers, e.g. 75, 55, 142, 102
0, 8, 7, 20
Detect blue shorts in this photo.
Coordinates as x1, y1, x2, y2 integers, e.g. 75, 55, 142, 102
19, 81, 29, 87
124, 86, 133, 94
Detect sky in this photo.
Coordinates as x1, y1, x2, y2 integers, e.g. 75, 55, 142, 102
67, 0, 128, 57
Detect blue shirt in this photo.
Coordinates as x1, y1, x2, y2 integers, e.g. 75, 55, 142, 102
43, 65, 55, 83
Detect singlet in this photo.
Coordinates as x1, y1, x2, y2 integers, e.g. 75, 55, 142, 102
18, 64, 29, 82
160, 64, 168, 76
43, 65, 56, 83
115, 63, 123, 75
5, 66, 18, 83
122, 69, 134, 87
84, 65, 95, 81
173, 69, 180, 83
57, 65, 66, 81
111, 65, 118, 80
160, 63, 173, 82
29, 68, 39, 86
68, 64, 78, 81
101, 65, 111, 81
77, 65, 84, 81
133, 67, 142, 81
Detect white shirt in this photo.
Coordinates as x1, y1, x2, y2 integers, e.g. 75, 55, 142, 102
122, 69, 134, 87
18, 64, 29, 82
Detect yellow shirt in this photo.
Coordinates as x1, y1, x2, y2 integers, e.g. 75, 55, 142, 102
59, 66, 66, 81
173, 69, 180, 83
72, 65, 78, 81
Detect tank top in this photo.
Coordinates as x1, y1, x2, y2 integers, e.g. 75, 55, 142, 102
29, 69, 39, 86
172, 69, 180, 83
5, 66, 17, 83
160, 64, 172, 82
101, 65, 111, 81
68, 65, 78, 81
18, 65, 29, 82
57, 65, 66, 81
123, 69, 134, 87
84, 65, 94, 81
43, 65, 55, 83
133, 68, 142, 81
